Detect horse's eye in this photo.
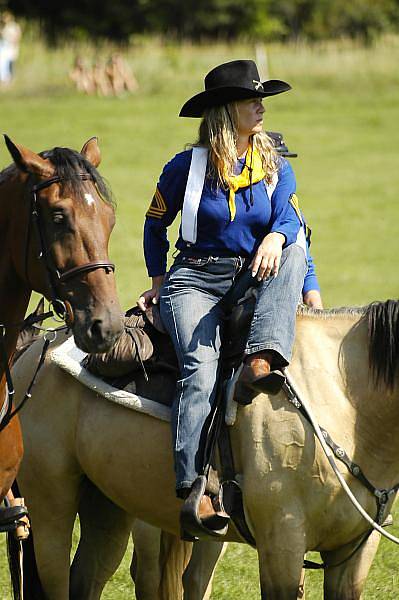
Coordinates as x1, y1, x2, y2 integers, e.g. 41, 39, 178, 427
52, 212, 65, 225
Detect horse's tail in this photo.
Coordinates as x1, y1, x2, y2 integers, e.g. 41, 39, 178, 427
6, 482, 45, 600
158, 531, 192, 600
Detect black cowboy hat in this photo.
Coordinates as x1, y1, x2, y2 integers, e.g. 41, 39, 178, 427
267, 131, 298, 158
179, 60, 291, 118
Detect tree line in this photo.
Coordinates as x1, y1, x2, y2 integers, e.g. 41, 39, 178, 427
5, 0, 399, 44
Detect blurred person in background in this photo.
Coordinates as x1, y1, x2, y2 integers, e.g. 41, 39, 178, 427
69, 55, 95, 95
0, 11, 21, 85
106, 53, 138, 96
92, 58, 112, 96
138, 59, 310, 536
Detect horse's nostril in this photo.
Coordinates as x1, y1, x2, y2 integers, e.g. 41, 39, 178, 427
89, 320, 104, 343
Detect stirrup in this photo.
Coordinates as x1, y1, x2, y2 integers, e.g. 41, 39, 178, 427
252, 369, 286, 395
180, 476, 230, 541
0, 504, 29, 536
239, 369, 286, 399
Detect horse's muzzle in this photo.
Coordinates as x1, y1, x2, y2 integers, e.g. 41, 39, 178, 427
72, 307, 123, 354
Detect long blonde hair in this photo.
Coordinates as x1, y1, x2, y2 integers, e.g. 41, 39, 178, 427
192, 102, 279, 188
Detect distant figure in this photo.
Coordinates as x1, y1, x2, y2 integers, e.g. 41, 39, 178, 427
69, 56, 95, 95
106, 53, 138, 96
92, 59, 112, 96
0, 11, 21, 85
69, 53, 138, 97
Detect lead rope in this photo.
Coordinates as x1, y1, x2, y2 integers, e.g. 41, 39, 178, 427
19, 540, 24, 600
0, 309, 64, 433
1, 335, 52, 431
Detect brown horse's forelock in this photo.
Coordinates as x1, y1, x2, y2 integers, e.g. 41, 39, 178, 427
366, 299, 399, 390
40, 147, 115, 207
0, 147, 115, 207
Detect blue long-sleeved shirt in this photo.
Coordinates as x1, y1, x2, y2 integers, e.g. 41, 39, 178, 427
144, 149, 301, 277
303, 249, 320, 294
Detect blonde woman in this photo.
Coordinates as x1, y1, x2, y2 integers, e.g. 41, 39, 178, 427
138, 60, 307, 537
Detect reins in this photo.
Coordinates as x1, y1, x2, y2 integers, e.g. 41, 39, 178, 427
0, 312, 66, 434
282, 373, 399, 562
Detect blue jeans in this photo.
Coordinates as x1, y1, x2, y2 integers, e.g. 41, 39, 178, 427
160, 245, 307, 492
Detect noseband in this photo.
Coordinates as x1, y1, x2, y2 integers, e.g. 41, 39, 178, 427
30, 173, 115, 320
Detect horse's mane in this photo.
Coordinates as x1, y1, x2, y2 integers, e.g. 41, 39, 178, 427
0, 163, 18, 185
296, 305, 366, 318
298, 301, 399, 390
40, 147, 114, 206
366, 299, 399, 390
0, 146, 114, 207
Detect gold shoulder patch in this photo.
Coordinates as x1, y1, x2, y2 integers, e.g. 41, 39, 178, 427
146, 186, 167, 219
289, 193, 302, 223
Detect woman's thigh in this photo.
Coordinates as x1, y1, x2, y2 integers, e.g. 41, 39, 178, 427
160, 280, 223, 368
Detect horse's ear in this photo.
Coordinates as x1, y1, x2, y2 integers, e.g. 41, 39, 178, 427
80, 137, 101, 167
4, 135, 54, 177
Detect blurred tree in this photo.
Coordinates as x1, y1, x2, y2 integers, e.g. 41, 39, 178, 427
305, 0, 399, 42
5, 0, 283, 42
7, 0, 143, 43
270, 0, 315, 40
4, 0, 399, 43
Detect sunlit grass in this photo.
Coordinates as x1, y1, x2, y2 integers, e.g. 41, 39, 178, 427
0, 33, 399, 598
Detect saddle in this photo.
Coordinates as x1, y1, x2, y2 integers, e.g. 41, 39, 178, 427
83, 305, 178, 405
83, 288, 257, 404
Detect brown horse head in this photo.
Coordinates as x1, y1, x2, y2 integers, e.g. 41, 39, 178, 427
2, 136, 123, 353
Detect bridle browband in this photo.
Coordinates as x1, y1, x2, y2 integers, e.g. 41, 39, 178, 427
30, 172, 115, 320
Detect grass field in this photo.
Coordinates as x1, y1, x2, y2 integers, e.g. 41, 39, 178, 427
0, 33, 399, 598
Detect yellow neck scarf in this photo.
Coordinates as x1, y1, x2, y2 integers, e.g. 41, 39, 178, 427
225, 146, 265, 221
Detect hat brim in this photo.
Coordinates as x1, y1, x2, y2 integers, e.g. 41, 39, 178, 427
179, 80, 291, 118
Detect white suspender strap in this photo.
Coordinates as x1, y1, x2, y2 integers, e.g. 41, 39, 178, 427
295, 225, 307, 255
181, 146, 208, 244
265, 171, 279, 199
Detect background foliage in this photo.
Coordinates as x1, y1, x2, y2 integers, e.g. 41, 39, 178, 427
2, 0, 399, 42
0, 27, 398, 600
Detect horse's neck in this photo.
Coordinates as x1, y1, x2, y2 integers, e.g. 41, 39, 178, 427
0, 178, 31, 369
0, 276, 30, 368
289, 311, 399, 488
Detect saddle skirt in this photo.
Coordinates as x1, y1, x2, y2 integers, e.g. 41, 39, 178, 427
50, 335, 172, 422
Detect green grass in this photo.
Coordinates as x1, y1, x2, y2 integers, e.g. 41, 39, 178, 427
1, 34, 399, 598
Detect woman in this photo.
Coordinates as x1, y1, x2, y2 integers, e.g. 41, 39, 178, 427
138, 60, 307, 536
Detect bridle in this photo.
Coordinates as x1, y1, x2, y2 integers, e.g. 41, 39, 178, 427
0, 170, 116, 432
29, 172, 115, 322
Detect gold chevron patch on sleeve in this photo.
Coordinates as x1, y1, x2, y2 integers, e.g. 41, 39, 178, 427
289, 193, 303, 223
146, 187, 167, 218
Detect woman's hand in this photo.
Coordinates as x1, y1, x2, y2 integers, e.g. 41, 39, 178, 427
249, 232, 285, 281
303, 289, 323, 309
137, 275, 165, 311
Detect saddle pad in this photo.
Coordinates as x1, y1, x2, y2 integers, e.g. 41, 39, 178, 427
50, 336, 171, 422
50, 336, 239, 426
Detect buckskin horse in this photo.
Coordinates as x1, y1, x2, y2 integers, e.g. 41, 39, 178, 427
0, 136, 122, 532
9, 300, 399, 599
